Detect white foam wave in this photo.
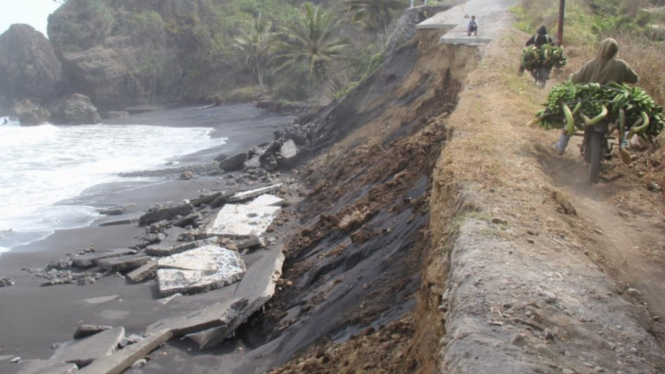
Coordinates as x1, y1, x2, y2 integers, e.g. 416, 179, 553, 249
0, 123, 226, 237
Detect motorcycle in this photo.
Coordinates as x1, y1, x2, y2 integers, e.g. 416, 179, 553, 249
578, 121, 613, 184
529, 65, 551, 89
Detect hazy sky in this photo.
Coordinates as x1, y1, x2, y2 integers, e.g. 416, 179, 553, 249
0, 0, 62, 37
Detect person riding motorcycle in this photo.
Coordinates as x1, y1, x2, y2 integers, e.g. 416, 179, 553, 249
555, 38, 639, 155
518, 26, 554, 75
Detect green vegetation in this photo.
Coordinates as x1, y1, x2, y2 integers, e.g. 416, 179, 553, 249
55, 0, 405, 104
520, 44, 567, 71
275, 3, 351, 82
532, 82, 665, 140
331, 49, 384, 99
345, 0, 405, 32
512, 0, 665, 105
233, 14, 277, 92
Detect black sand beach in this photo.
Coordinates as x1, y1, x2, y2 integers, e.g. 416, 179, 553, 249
0, 104, 294, 373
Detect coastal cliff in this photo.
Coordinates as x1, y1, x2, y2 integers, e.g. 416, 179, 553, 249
47, 0, 241, 111
0, 24, 63, 103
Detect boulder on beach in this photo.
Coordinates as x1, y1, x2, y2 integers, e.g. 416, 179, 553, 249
49, 93, 101, 124
0, 277, 15, 287
11, 99, 50, 125
0, 24, 63, 102
218, 152, 248, 172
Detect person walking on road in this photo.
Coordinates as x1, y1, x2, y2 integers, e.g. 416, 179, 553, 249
555, 38, 639, 155
467, 16, 477, 36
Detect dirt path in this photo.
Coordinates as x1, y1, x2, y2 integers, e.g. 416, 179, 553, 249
423, 24, 665, 373
540, 142, 665, 339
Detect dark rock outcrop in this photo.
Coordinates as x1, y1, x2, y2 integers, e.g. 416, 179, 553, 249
12, 99, 50, 125
49, 93, 101, 124
384, 5, 448, 56
0, 96, 11, 116
218, 152, 248, 172
47, 0, 239, 111
0, 24, 63, 101
139, 204, 194, 227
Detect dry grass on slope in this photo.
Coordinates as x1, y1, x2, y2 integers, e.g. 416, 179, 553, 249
429, 26, 664, 248
426, 26, 665, 374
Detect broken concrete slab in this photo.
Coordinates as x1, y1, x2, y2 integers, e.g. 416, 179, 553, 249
74, 324, 114, 339
76, 330, 172, 374
187, 249, 285, 349
248, 194, 284, 207
158, 293, 182, 305
118, 334, 144, 349
99, 219, 136, 227
191, 192, 222, 207
209, 191, 234, 208
145, 237, 218, 257
417, 0, 503, 45
227, 184, 282, 203
85, 295, 120, 305
98, 207, 127, 216
172, 213, 199, 228
206, 203, 280, 238
125, 261, 157, 283
52, 327, 124, 367
236, 237, 267, 251
280, 139, 298, 159
146, 298, 248, 336
72, 248, 137, 268
156, 245, 246, 297
158, 245, 242, 271
14, 360, 78, 374
138, 204, 194, 227
98, 254, 150, 273
244, 155, 261, 169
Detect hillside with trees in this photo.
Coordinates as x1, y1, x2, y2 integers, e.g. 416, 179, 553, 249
36, 0, 418, 112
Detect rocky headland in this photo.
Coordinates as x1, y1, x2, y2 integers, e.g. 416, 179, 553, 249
0, 0, 246, 123
0, 0, 446, 124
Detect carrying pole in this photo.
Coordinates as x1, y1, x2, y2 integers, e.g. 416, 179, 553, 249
557, 0, 565, 46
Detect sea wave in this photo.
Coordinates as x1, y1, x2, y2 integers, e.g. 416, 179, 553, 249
0, 123, 226, 243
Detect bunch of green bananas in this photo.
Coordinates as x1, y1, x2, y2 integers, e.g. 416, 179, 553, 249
541, 44, 567, 68
531, 82, 665, 141
520, 45, 567, 71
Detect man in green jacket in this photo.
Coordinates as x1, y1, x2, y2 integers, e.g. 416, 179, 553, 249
555, 38, 639, 155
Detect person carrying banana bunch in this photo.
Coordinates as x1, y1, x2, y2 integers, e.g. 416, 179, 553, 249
518, 26, 554, 75
554, 38, 639, 155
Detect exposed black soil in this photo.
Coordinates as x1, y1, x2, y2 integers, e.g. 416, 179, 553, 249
218, 31, 476, 374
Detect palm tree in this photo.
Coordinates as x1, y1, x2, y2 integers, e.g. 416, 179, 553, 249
345, 0, 405, 33
275, 3, 351, 82
233, 14, 277, 93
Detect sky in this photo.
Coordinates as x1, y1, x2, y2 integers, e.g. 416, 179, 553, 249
0, 0, 62, 37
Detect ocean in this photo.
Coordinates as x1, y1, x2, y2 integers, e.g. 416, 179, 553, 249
0, 116, 227, 255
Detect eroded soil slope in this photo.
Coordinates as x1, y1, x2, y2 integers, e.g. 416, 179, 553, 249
261, 25, 665, 374
232, 30, 479, 373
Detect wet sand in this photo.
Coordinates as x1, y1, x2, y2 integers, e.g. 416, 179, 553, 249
0, 104, 293, 372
